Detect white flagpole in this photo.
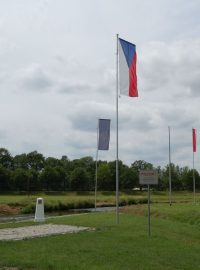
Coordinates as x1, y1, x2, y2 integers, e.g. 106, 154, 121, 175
193, 151, 195, 204
168, 126, 172, 206
116, 34, 119, 224
95, 121, 99, 211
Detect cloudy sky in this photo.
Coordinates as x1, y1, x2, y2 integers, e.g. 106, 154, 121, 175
0, 0, 200, 169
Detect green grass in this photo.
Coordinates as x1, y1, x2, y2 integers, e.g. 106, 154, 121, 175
1, 203, 200, 269
0, 191, 200, 214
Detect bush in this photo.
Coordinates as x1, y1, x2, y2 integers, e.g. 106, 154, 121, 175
21, 204, 35, 214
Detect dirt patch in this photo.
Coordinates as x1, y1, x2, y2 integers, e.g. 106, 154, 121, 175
121, 204, 146, 215
0, 268, 19, 270
0, 205, 21, 216
0, 224, 93, 241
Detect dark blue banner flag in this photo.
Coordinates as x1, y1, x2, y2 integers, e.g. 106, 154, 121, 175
98, 119, 111, 150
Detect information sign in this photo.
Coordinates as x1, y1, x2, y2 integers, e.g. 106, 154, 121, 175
139, 170, 158, 185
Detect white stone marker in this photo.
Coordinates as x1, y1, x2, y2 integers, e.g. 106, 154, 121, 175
34, 197, 45, 222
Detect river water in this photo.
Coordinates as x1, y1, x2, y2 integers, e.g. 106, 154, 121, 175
0, 206, 118, 223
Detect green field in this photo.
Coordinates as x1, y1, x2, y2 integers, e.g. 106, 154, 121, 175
1, 201, 200, 269
0, 191, 199, 215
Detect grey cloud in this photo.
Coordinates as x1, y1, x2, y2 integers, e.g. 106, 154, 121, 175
15, 65, 53, 92
184, 73, 200, 97
65, 133, 95, 150
119, 107, 157, 131
58, 66, 114, 98
0, 129, 7, 141
68, 102, 114, 132
160, 105, 196, 128
59, 82, 93, 95
140, 40, 200, 98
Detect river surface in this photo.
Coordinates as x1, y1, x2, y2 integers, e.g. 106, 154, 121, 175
0, 206, 118, 223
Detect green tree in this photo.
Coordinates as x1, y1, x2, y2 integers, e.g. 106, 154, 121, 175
79, 156, 95, 187
162, 164, 183, 190
131, 160, 153, 188
120, 166, 138, 189
60, 155, 70, 169
27, 169, 40, 192
182, 168, 200, 190
12, 168, 30, 191
97, 163, 113, 190
107, 160, 125, 190
27, 151, 45, 171
40, 166, 63, 191
0, 165, 11, 191
156, 166, 167, 191
55, 165, 69, 191
13, 152, 43, 192
60, 156, 71, 190
70, 167, 90, 191
0, 148, 13, 169
131, 160, 153, 171
14, 154, 28, 169
45, 157, 62, 167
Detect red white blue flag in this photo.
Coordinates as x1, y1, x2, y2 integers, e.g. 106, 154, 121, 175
119, 38, 138, 97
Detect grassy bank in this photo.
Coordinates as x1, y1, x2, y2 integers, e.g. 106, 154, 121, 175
1, 203, 200, 269
0, 191, 199, 215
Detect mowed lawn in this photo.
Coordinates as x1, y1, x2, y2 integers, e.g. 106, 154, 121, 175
1, 203, 200, 270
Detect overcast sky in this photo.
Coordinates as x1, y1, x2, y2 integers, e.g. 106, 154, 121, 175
0, 0, 200, 169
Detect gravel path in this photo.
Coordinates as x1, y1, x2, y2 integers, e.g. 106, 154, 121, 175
0, 224, 91, 241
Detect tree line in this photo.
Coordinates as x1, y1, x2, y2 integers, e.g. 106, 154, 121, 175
0, 148, 199, 192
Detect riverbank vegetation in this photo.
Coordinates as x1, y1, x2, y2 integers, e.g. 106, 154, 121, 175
0, 191, 199, 215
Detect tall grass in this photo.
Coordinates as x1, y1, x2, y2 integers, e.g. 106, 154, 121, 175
0, 191, 200, 214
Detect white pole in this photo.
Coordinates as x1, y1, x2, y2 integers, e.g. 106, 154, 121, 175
116, 34, 119, 224
148, 184, 151, 237
168, 126, 172, 206
193, 151, 195, 204
95, 121, 99, 211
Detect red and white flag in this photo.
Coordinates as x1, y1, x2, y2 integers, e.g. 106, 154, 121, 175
192, 128, 196, 152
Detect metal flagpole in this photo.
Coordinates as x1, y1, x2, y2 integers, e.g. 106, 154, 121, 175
95, 121, 99, 211
168, 126, 172, 206
148, 184, 151, 237
116, 34, 119, 224
193, 151, 195, 204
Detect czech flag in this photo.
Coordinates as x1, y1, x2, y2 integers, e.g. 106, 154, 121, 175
119, 38, 138, 97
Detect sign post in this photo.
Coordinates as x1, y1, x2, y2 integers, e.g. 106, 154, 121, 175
148, 184, 150, 236
139, 170, 158, 236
